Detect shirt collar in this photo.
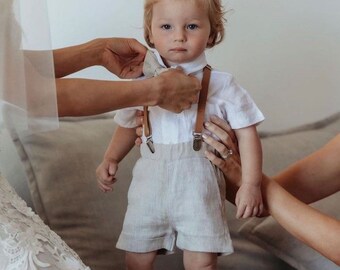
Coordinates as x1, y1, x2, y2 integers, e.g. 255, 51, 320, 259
153, 50, 208, 75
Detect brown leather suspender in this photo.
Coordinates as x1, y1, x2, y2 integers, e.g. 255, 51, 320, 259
143, 65, 211, 153
143, 105, 155, 153
193, 64, 211, 151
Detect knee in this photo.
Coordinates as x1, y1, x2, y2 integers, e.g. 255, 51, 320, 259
125, 251, 156, 270
185, 262, 217, 270
183, 251, 217, 270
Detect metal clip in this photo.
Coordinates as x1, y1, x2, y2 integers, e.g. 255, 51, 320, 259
146, 136, 155, 153
192, 132, 202, 151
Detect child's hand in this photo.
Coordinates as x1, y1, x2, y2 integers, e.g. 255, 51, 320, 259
235, 183, 263, 219
96, 159, 118, 192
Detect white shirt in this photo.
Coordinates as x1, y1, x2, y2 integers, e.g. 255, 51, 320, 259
114, 51, 265, 144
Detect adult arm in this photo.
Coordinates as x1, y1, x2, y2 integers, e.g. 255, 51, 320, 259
53, 38, 146, 78
273, 134, 340, 203
262, 173, 340, 265
54, 38, 201, 116
203, 116, 340, 264
56, 69, 200, 116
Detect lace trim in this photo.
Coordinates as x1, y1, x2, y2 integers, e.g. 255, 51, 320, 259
0, 174, 90, 270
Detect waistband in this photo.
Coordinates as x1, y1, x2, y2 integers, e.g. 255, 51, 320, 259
140, 141, 211, 160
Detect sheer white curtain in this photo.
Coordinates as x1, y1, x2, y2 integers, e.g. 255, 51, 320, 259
0, 1, 89, 269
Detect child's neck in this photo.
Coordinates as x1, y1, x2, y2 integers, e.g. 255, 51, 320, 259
161, 57, 185, 68
157, 51, 207, 75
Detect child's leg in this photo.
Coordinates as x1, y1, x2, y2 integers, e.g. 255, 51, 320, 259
125, 251, 157, 270
183, 250, 218, 270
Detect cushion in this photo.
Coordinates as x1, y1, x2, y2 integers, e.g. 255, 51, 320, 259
239, 115, 340, 270
12, 113, 139, 270
0, 128, 32, 207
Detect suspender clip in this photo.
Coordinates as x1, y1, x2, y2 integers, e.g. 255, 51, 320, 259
146, 135, 155, 153
192, 132, 202, 151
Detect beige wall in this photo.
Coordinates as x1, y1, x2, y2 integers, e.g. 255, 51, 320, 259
48, 0, 340, 131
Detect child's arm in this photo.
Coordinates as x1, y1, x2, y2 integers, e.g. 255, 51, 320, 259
234, 125, 263, 218
96, 126, 137, 192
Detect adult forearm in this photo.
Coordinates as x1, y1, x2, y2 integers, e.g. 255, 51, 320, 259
56, 78, 158, 117
273, 134, 340, 204
263, 175, 340, 264
53, 39, 103, 78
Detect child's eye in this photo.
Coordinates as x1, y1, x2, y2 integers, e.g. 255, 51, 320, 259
187, 24, 198, 30
161, 24, 172, 30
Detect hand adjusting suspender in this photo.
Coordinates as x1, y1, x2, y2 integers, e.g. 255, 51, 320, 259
143, 64, 212, 153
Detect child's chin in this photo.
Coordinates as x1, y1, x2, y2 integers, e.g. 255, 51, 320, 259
167, 57, 193, 65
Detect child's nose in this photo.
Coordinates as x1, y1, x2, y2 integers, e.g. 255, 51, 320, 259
174, 29, 186, 42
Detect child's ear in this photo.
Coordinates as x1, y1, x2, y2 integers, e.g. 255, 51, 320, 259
149, 33, 154, 45
207, 35, 214, 47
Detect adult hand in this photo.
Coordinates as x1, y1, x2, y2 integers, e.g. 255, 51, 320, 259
203, 116, 241, 182
135, 110, 144, 146
203, 116, 269, 216
155, 68, 201, 113
101, 38, 147, 79
202, 115, 242, 204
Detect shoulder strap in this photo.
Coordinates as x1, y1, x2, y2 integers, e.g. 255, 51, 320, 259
193, 64, 211, 151
143, 105, 155, 153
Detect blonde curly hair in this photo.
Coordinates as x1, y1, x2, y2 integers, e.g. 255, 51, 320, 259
144, 0, 226, 49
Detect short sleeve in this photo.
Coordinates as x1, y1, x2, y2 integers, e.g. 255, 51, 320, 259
114, 107, 142, 128
223, 77, 265, 129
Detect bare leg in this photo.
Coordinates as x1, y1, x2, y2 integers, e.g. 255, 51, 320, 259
183, 250, 217, 270
125, 251, 157, 270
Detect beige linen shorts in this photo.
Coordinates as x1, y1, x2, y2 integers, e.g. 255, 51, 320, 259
116, 142, 233, 255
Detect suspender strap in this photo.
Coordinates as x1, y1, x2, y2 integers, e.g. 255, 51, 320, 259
193, 64, 211, 151
143, 105, 155, 153
143, 64, 212, 153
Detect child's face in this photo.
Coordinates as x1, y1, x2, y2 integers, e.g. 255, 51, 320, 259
149, 0, 212, 65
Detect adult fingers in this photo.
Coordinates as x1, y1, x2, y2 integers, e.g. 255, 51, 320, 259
128, 38, 147, 55
202, 133, 228, 158
205, 115, 239, 154
135, 137, 142, 146
135, 110, 143, 145
136, 127, 143, 137
210, 115, 237, 143
204, 148, 225, 168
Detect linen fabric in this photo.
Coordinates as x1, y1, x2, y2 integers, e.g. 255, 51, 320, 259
116, 142, 234, 255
